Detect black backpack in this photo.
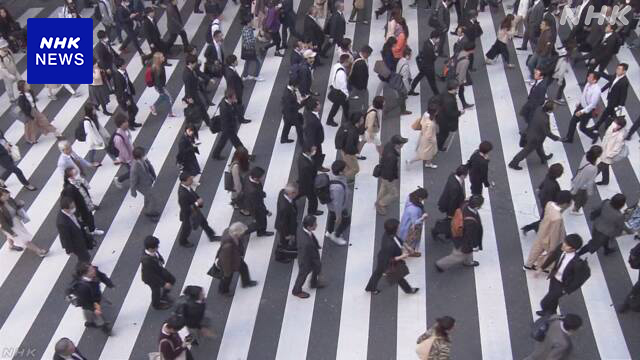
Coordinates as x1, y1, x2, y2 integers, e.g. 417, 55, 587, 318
531, 315, 558, 342
64, 279, 82, 307
314, 174, 345, 205
172, 295, 188, 318
74, 117, 90, 142
629, 243, 640, 270
106, 132, 124, 158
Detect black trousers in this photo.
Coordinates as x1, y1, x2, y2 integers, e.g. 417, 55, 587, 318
281, 22, 301, 48
486, 40, 509, 63
281, 115, 304, 142
73, 249, 91, 263
510, 140, 547, 166
566, 107, 596, 141
292, 266, 320, 294
540, 277, 565, 315
212, 129, 245, 157
265, 31, 283, 51
327, 93, 349, 123
627, 114, 640, 139
166, 30, 189, 50
597, 162, 610, 185
326, 210, 350, 237
592, 106, 617, 131
219, 260, 251, 293
254, 208, 268, 233
177, 217, 215, 245
555, 78, 566, 101
436, 127, 450, 151
622, 274, 640, 310
119, 97, 138, 125
297, 192, 319, 214
410, 68, 439, 95
522, 201, 546, 233
365, 264, 413, 293
470, 179, 484, 196
121, 26, 143, 54
149, 276, 176, 308
1, 162, 30, 185
458, 85, 470, 107
578, 228, 613, 255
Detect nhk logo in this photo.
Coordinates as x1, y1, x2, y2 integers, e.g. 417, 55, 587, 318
27, 18, 93, 84
559, 5, 631, 26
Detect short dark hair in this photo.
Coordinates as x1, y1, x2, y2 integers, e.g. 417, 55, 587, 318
555, 190, 573, 205
250, 166, 265, 179
339, 53, 351, 64
165, 315, 185, 331
302, 215, 317, 229
144, 235, 160, 250
586, 145, 602, 164
587, 72, 600, 81
409, 188, 428, 204
618, 63, 629, 71
562, 313, 583, 331
478, 141, 493, 154
213, 30, 222, 38
564, 233, 583, 250
332, 160, 346, 175
225, 54, 237, 66
384, 218, 400, 235
610, 193, 627, 210
548, 163, 564, 179
614, 116, 627, 128
360, 45, 373, 55
430, 30, 440, 39
114, 112, 128, 127
145, 6, 154, 14
186, 54, 198, 66
97, 30, 107, 39
115, 56, 125, 68
179, 172, 192, 182
455, 165, 469, 177
305, 97, 319, 112
447, 80, 459, 91
132, 146, 146, 160
60, 196, 75, 210
372, 96, 384, 110
468, 195, 484, 208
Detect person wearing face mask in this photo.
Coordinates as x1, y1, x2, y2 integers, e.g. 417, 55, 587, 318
597, 116, 628, 186
0, 188, 47, 256
57, 196, 95, 262
61, 167, 104, 236
435, 195, 483, 272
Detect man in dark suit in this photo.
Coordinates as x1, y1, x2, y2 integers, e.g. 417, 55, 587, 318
537, 234, 587, 316
591, 63, 629, 133
409, 31, 440, 96
275, 184, 299, 249
54, 338, 88, 360
520, 68, 549, 124
184, 54, 209, 124
348, 45, 372, 92
587, 23, 620, 77
432, 165, 468, 240
204, 30, 225, 77
244, 167, 274, 237
211, 90, 247, 160
297, 145, 323, 216
325, 2, 346, 53
142, 7, 167, 55
57, 196, 93, 262
435, 195, 483, 272
523, 314, 583, 360
166, 0, 190, 52
94, 30, 119, 74
303, 7, 326, 58
292, 215, 326, 298
433, 0, 451, 55
509, 101, 559, 170
177, 173, 219, 247
281, 79, 305, 144
115, 0, 144, 56
303, 98, 329, 172
437, 80, 463, 151
518, 0, 545, 50
298, 50, 316, 97
223, 55, 249, 119
466, 141, 493, 196
280, 0, 301, 48
113, 57, 141, 129
141, 235, 176, 310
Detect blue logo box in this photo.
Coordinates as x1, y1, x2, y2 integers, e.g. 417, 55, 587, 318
27, 18, 93, 84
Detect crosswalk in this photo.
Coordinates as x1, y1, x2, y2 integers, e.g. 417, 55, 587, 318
0, 0, 639, 359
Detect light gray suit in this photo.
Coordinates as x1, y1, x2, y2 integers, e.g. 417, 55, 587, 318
524, 317, 573, 360
130, 159, 161, 217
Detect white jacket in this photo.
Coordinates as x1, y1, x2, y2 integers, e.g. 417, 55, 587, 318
84, 117, 110, 151
601, 123, 627, 164
517, 0, 531, 18
0, 50, 19, 81
552, 57, 569, 81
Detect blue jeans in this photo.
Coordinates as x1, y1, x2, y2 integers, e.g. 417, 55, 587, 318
153, 86, 173, 110
241, 57, 263, 77
527, 54, 549, 78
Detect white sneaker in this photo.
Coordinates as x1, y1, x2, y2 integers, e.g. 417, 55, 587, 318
331, 236, 348, 246
113, 177, 123, 189
91, 229, 105, 236
254, 76, 265, 82
570, 209, 583, 215
325, 232, 336, 241
424, 163, 438, 169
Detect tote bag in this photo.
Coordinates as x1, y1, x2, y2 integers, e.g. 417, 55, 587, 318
415, 336, 435, 360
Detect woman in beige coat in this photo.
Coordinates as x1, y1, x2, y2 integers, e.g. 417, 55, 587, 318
0, 38, 20, 103
16, 81, 62, 144
598, 116, 628, 186
408, 104, 438, 168
361, 96, 383, 156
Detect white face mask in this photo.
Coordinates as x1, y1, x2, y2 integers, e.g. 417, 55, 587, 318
69, 207, 76, 214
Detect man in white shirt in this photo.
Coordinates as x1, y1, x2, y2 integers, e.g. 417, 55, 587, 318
326, 54, 352, 127
562, 72, 601, 143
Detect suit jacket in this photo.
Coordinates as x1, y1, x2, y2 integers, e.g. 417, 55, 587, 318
467, 150, 490, 188
183, 67, 200, 102
525, 108, 560, 144
524, 316, 573, 360
602, 75, 628, 109
542, 248, 587, 296
115, 4, 135, 29
56, 211, 92, 255
166, 3, 184, 34
593, 199, 626, 238
298, 64, 313, 97
219, 99, 240, 134
113, 70, 135, 106
17, 91, 36, 119
418, 39, 437, 71
53, 349, 88, 360
224, 66, 244, 100
439, 92, 461, 132
454, 205, 483, 253
176, 134, 200, 175
328, 11, 346, 41
435, 0, 450, 30
379, 142, 400, 181
290, 49, 304, 65
349, 57, 369, 91
178, 184, 200, 222
521, 78, 549, 121
281, 86, 303, 121
142, 16, 162, 49
374, 234, 403, 272
130, 158, 156, 196
244, 178, 268, 216
303, 15, 325, 47
60, 182, 92, 228
297, 153, 317, 196
303, 110, 324, 148
537, 176, 560, 209
204, 41, 224, 65
438, 174, 466, 216
526, 0, 544, 36
141, 251, 174, 287
297, 229, 321, 271
94, 41, 118, 71
591, 32, 620, 66
275, 189, 298, 237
